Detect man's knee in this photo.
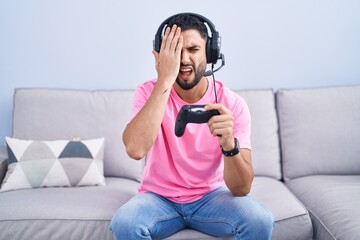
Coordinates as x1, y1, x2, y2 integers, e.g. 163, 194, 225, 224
231, 196, 274, 239
241, 204, 274, 239
110, 205, 150, 239
252, 208, 274, 234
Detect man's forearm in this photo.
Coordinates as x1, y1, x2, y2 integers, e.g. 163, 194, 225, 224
223, 149, 254, 196
123, 82, 172, 160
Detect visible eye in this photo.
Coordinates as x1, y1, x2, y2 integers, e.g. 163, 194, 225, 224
189, 49, 199, 53
188, 46, 200, 53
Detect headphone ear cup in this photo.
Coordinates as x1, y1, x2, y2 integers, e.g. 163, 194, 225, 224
209, 31, 221, 64
154, 34, 161, 52
206, 38, 212, 64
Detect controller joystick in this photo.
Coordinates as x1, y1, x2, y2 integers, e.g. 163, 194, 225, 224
175, 105, 220, 137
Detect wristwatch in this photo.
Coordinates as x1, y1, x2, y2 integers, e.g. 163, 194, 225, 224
221, 138, 240, 157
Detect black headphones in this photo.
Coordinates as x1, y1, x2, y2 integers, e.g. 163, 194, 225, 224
153, 12, 222, 65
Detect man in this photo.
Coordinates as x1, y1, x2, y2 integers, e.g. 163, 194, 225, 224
110, 13, 274, 239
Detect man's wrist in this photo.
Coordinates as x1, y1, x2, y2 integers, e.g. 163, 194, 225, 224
221, 138, 240, 157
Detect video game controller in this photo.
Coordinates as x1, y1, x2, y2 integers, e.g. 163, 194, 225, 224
175, 105, 220, 137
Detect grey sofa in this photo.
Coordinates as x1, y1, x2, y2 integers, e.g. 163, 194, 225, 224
0, 85, 359, 240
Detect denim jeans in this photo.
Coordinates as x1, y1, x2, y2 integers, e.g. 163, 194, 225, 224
110, 187, 274, 240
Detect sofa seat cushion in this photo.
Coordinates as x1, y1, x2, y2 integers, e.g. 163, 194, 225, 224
0, 177, 139, 240
165, 229, 231, 239
286, 175, 360, 240
250, 177, 313, 240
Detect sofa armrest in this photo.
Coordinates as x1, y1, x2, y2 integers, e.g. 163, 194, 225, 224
0, 145, 8, 185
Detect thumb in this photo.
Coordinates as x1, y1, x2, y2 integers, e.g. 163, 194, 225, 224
152, 50, 159, 61
152, 50, 160, 70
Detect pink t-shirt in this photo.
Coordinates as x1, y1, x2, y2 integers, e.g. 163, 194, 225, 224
130, 78, 251, 203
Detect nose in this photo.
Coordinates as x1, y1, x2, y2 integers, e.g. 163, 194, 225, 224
181, 50, 190, 64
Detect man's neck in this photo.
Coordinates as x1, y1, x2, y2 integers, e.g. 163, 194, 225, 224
174, 78, 209, 103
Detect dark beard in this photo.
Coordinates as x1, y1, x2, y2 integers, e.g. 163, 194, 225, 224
176, 62, 206, 90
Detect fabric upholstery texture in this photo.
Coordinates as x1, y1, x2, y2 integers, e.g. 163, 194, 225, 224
165, 229, 231, 240
250, 177, 312, 240
286, 175, 360, 240
0, 177, 139, 240
235, 89, 281, 180
12, 88, 144, 181
1, 137, 105, 192
277, 85, 360, 180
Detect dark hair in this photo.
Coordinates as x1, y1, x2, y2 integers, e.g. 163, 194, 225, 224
167, 13, 208, 40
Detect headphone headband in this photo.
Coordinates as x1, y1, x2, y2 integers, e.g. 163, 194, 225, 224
154, 12, 217, 40
153, 12, 222, 64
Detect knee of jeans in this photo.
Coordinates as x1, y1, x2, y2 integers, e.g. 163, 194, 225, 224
236, 204, 274, 234
251, 208, 275, 234
110, 207, 151, 239
110, 193, 170, 239
109, 208, 125, 234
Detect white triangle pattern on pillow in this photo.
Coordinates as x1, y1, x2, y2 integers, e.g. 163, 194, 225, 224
0, 137, 105, 192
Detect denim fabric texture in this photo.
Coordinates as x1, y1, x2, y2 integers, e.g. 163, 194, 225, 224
110, 187, 274, 240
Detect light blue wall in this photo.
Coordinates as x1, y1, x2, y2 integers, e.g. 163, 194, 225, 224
1, 0, 360, 143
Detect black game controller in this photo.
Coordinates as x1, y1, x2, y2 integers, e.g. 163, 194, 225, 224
175, 105, 220, 137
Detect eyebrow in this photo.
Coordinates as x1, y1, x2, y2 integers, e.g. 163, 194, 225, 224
186, 45, 201, 50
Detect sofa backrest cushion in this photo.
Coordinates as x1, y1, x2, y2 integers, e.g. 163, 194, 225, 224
12, 88, 144, 181
235, 89, 282, 179
277, 85, 360, 180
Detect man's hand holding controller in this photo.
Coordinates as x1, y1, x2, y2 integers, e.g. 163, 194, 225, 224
205, 104, 236, 152
175, 103, 235, 152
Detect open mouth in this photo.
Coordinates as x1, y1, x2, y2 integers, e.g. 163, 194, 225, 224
179, 66, 193, 78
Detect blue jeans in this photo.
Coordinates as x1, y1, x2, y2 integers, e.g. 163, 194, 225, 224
110, 187, 274, 240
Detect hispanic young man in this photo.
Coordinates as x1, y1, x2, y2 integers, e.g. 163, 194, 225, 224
110, 13, 274, 240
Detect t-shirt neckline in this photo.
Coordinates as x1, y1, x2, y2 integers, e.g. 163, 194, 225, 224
170, 78, 215, 105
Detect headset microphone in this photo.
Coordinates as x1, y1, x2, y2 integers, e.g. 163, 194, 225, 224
203, 54, 225, 77
204, 53, 225, 103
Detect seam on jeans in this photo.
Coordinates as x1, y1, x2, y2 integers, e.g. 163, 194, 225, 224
148, 213, 181, 230
187, 216, 237, 228
187, 216, 240, 237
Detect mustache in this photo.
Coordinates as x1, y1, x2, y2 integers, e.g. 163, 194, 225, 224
180, 64, 195, 68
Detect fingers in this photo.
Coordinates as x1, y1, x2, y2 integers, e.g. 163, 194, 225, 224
204, 104, 228, 115
160, 25, 182, 53
160, 26, 171, 52
175, 34, 183, 55
208, 115, 233, 136
154, 24, 183, 81
206, 104, 234, 141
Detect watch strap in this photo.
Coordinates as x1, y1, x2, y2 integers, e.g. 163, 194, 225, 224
221, 138, 240, 157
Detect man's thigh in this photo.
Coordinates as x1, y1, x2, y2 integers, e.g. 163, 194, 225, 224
110, 192, 186, 240
184, 187, 274, 238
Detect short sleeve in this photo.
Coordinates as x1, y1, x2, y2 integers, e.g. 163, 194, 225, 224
233, 98, 251, 150
128, 81, 155, 124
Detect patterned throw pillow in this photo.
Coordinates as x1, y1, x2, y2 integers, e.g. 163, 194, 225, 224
0, 137, 105, 192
